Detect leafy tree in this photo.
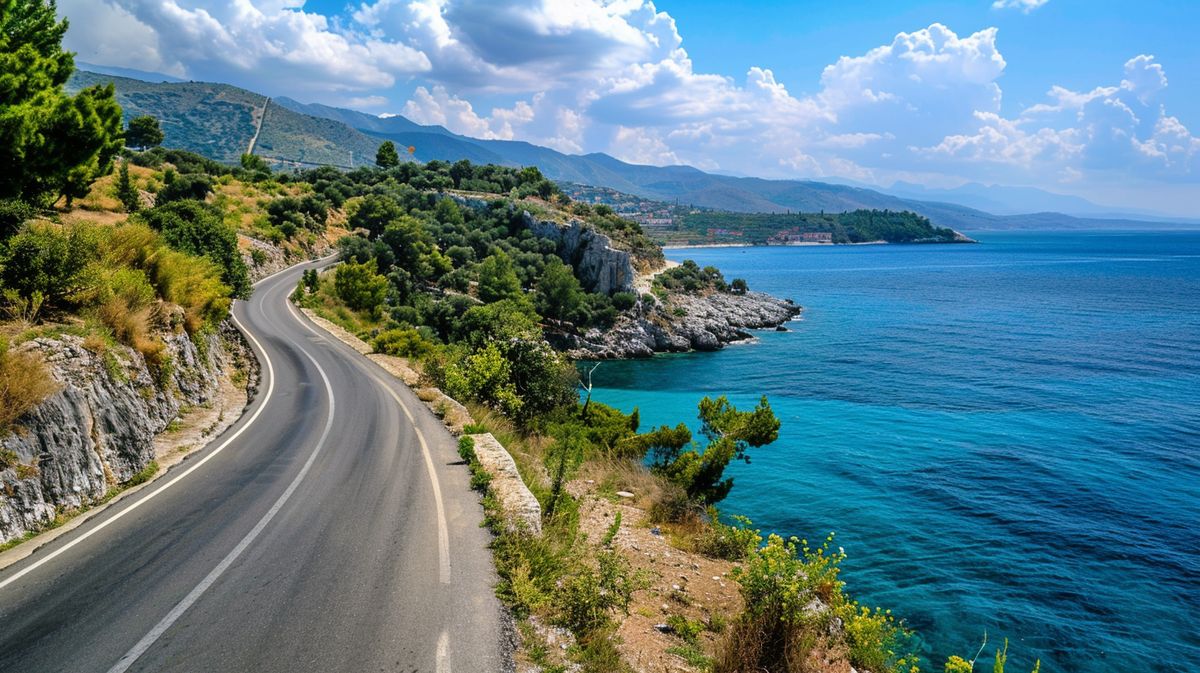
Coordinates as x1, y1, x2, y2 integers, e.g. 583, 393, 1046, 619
730, 278, 748, 294
334, 260, 388, 313
137, 201, 250, 299
476, 250, 522, 303
125, 115, 163, 150
456, 299, 540, 347
114, 160, 139, 212
347, 193, 402, 238
267, 195, 327, 234
536, 258, 585, 322
0, 0, 123, 207
441, 342, 523, 418
379, 215, 450, 281
239, 153, 271, 181
375, 141, 400, 168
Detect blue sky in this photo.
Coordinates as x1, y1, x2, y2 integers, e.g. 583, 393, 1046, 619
60, 0, 1200, 215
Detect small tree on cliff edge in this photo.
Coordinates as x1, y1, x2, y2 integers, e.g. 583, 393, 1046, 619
633, 395, 780, 505
375, 141, 400, 168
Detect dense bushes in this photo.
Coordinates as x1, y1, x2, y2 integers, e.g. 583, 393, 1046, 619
654, 259, 729, 294
136, 200, 251, 299
0, 220, 231, 371
156, 172, 212, 204
0, 222, 100, 309
266, 194, 328, 235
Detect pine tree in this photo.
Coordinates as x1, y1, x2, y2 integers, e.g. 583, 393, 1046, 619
375, 141, 400, 168
115, 161, 139, 212
0, 0, 123, 207
125, 115, 163, 150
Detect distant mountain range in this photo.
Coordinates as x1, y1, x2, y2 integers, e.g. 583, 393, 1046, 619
68, 69, 1198, 231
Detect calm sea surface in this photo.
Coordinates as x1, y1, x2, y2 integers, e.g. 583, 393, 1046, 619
589, 231, 1200, 673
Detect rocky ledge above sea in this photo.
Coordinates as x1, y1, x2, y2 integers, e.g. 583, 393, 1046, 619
549, 290, 801, 359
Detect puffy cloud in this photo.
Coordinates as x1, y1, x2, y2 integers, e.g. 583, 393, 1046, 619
921, 55, 1198, 182
62, 0, 430, 98
61, 1, 1199, 212
991, 0, 1049, 13
351, 0, 679, 91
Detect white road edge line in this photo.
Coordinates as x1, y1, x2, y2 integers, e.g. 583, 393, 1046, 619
285, 299, 452, 585
0, 311, 278, 594
106, 284, 338, 673
0, 256, 325, 588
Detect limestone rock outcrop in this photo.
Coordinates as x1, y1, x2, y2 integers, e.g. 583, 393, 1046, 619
0, 324, 251, 543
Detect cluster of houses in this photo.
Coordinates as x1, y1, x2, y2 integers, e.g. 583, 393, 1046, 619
767, 229, 834, 244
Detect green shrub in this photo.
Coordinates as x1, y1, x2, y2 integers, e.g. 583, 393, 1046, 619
156, 173, 212, 204
543, 428, 585, 519
668, 615, 705, 645
610, 291, 637, 311
716, 533, 917, 673
694, 513, 762, 561
556, 550, 636, 635
0, 198, 34, 237
0, 221, 100, 307
372, 327, 432, 358
441, 343, 523, 418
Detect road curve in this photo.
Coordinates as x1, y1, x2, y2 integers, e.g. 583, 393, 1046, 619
0, 258, 508, 673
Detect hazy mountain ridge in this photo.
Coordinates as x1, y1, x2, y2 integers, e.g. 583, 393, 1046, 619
70, 69, 1196, 230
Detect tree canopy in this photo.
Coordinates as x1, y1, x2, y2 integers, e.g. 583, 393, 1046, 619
125, 115, 163, 150
375, 141, 400, 168
0, 0, 123, 207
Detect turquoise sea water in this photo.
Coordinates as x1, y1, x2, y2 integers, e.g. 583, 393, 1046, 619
589, 232, 1200, 673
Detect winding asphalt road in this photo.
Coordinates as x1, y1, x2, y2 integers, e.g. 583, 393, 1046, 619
0, 258, 507, 672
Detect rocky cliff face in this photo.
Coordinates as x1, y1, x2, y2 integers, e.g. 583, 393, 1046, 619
0, 324, 251, 544
550, 290, 801, 359
521, 212, 636, 295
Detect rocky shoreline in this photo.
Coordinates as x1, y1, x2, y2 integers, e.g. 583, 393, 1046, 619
549, 289, 801, 359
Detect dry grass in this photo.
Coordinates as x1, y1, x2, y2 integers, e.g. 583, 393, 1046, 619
464, 401, 553, 492
580, 455, 665, 508
0, 341, 60, 431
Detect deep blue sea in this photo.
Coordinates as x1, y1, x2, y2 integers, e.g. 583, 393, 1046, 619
589, 232, 1200, 673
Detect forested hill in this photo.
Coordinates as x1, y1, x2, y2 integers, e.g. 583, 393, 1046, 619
67, 70, 1187, 232
671, 210, 968, 245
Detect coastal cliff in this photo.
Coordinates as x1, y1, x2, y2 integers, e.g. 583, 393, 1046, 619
509, 205, 802, 358
550, 290, 801, 358
0, 324, 254, 544
521, 211, 637, 295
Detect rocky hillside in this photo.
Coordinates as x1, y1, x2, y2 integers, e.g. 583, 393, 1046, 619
0, 324, 255, 544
